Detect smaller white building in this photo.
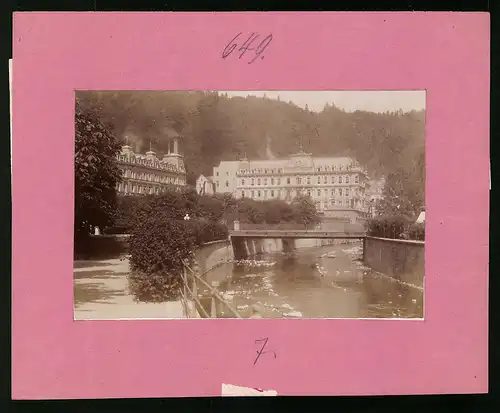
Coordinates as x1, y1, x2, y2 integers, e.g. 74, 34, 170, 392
196, 174, 216, 195
416, 210, 425, 224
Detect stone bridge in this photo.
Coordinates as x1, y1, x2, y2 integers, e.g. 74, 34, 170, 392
229, 221, 366, 260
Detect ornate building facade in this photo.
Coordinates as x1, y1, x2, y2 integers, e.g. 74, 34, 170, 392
115, 135, 186, 195
213, 150, 374, 222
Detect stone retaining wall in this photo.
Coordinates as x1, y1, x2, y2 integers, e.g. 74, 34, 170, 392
363, 236, 424, 288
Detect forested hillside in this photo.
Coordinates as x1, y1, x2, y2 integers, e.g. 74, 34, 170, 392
76, 91, 425, 215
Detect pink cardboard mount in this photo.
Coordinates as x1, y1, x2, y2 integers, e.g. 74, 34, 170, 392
11, 12, 489, 398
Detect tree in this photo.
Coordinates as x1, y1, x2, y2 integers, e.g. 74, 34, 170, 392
74, 102, 122, 247
127, 196, 228, 302
291, 194, 320, 228
197, 194, 225, 222
378, 169, 424, 218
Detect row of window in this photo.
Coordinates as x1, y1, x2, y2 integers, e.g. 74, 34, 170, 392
216, 181, 229, 188
240, 175, 359, 187
214, 181, 362, 197
118, 155, 183, 172
237, 167, 285, 175
315, 199, 357, 209
241, 187, 361, 199
117, 182, 163, 195
240, 189, 361, 207
121, 169, 185, 185
236, 164, 355, 175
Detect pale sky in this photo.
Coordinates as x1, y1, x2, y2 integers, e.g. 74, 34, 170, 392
221, 91, 425, 113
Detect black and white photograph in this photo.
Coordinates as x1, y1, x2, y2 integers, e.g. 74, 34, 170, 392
74, 90, 425, 320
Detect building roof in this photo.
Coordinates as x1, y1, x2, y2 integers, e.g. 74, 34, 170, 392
215, 154, 364, 174
197, 174, 215, 183
215, 160, 240, 166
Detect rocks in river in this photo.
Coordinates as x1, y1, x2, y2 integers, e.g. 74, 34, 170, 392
284, 310, 303, 318
280, 303, 303, 317
319, 251, 337, 259
221, 291, 236, 301
342, 246, 363, 256
234, 259, 277, 269
315, 263, 328, 277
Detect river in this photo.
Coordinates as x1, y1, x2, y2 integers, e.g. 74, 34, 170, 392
206, 241, 423, 319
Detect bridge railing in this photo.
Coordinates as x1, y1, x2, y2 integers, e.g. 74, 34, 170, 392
179, 260, 242, 319
318, 223, 366, 233
236, 222, 366, 233
238, 222, 315, 231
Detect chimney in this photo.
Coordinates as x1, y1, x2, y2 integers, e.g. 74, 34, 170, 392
121, 133, 134, 156
146, 141, 156, 161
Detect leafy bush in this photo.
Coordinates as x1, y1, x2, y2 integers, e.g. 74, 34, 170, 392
129, 270, 184, 303
130, 217, 196, 276
188, 220, 229, 245
128, 216, 196, 302
367, 215, 412, 239
408, 222, 425, 240
128, 207, 229, 302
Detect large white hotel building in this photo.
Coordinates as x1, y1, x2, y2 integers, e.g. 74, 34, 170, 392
212, 150, 381, 223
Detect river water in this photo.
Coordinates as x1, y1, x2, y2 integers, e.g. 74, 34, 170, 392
207, 241, 423, 319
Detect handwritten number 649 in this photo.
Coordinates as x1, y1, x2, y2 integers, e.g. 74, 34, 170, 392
222, 32, 273, 64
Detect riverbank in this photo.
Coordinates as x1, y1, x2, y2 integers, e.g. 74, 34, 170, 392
74, 256, 186, 319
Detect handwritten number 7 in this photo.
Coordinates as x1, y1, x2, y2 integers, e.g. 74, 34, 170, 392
254, 337, 276, 365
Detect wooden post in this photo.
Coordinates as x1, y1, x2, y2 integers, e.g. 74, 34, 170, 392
210, 294, 217, 318
191, 270, 198, 317
192, 272, 197, 299
183, 266, 187, 299
182, 266, 190, 317
211, 281, 220, 318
